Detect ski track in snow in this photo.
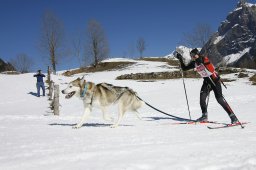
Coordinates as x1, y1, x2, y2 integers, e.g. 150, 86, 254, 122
0, 59, 256, 170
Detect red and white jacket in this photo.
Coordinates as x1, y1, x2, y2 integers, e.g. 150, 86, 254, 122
180, 55, 219, 81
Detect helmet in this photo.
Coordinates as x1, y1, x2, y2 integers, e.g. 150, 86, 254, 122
190, 48, 199, 57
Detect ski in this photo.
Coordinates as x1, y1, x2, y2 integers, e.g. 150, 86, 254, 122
207, 122, 248, 129
171, 120, 224, 125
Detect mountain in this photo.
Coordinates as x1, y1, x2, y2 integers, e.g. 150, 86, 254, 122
201, 1, 256, 69
166, 46, 193, 65
0, 58, 15, 72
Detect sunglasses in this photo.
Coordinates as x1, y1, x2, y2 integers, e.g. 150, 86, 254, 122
190, 52, 197, 58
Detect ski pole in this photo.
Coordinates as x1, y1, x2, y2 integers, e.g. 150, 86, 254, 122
179, 64, 192, 120
206, 84, 211, 109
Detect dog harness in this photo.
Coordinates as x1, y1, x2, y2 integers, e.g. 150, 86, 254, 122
100, 83, 135, 104
80, 83, 89, 98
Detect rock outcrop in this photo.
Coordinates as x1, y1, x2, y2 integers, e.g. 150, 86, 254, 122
201, 1, 256, 69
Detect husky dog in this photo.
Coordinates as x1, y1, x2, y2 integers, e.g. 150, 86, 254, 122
61, 77, 144, 128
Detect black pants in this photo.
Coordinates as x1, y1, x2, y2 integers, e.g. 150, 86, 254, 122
200, 79, 233, 117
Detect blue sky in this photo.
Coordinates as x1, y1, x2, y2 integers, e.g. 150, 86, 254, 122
0, 0, 254, 72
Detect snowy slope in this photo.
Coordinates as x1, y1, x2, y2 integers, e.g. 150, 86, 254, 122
1, 59, 256, 170
223, 48, 251, 65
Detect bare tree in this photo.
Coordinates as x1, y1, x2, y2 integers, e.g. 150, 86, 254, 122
84, 20, 109, 67
72, 34, 83, 68
128, 44, 135, 58
182, 23, 214, 48
40, 11, 64, 74
10, 53, 33, 73
122, 42, 136, 58
136, 37, 146, 58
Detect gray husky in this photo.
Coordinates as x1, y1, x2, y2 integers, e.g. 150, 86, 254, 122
62, 77, 144, 128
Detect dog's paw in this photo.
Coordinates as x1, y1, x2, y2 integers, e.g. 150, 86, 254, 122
72, 125, 81, 129
110, 124, 118, 128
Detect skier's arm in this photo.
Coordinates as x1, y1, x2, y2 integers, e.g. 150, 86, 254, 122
194, 56, 204, 65
175, 53, 194, 71
180, 61, 195, 71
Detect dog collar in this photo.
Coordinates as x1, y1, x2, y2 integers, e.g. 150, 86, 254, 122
80, 83, 89, 97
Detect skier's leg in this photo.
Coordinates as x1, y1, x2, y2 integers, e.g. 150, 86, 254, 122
212, 81, 238, 123
198, 81, 210, 121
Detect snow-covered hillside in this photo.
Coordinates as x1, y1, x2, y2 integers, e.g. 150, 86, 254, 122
1, 59, 256, 170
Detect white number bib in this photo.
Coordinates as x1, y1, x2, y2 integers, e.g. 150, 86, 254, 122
195, 63, 213, 78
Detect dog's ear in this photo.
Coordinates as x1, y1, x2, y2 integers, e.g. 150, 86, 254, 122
81, 75, 85, 81
79, 76, 85, 85
79, 77, 85, 86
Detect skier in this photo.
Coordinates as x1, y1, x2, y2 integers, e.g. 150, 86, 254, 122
33, 69, 45, 97
174, 48, 239, 124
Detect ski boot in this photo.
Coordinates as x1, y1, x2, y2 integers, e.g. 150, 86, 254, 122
230, 114, 239, 124
196, 113, 208, 122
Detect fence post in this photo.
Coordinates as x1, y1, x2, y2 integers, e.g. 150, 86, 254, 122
49, 80, 54, 100
53, 85, 59, 116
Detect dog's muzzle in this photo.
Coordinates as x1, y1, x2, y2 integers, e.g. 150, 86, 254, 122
62, 90, 76, 99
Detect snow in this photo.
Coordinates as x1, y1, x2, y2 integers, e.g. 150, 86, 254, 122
232, 24, 239, 28
233, 2, 256, 12
102, 57, 137, 63
214, 35, 225, 45
223, 48, 251, 65
246, 3, 256, 7
232, 2, 256, 14
234, 7, 242, 11
1, 59, 256, 170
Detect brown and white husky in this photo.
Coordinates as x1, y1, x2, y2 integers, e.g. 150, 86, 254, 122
62, 77, 144, 128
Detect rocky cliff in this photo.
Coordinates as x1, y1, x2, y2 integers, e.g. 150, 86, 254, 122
201, 1, 256, 69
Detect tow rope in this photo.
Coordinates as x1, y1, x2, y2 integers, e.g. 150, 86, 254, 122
136, 96, 193, 121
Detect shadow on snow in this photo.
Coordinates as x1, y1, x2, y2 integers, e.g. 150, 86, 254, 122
49, 123, 133, 127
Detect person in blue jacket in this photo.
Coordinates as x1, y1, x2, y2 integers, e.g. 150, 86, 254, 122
33, 70, 45, 97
